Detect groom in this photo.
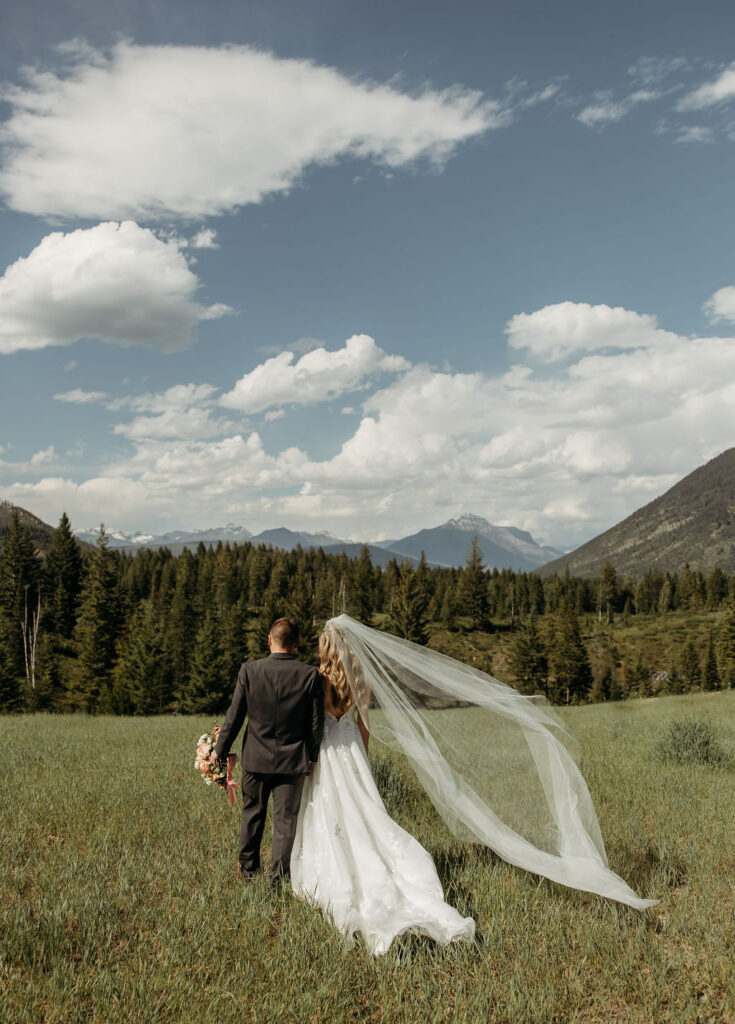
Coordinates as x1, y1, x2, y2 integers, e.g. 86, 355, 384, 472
215, 617, 324, 884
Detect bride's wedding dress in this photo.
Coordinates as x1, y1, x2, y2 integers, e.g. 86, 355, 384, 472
290, 709, 475, 955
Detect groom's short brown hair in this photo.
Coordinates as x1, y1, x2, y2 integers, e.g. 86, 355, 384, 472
270, 617, 299, 648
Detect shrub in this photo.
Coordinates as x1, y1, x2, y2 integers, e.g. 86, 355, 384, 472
656, 716, 728, 767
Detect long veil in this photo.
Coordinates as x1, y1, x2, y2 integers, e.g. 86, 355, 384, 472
325, 614, 656, 911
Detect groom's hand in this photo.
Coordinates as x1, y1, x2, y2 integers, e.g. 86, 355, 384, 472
215, 754, 228, 786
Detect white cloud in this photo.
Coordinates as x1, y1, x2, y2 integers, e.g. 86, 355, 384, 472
0, 41, 508, 219
220, 334, 409, 413
678, 62, 735, 110
109, 382, 218, 413
675, 125, 714, 144
627, 56, 689, 86
0, 221, 231, 354
264, 409, 285, 423
190, 229, 219, 249
0, 445, 62, 473
703, 285, 735, 324
109, 382, 231, 439
114, 408, 232, 441
505, 301, 669, 360
6, 299, 735, 547
55, 388, 108, 404
578, 88, 660, 127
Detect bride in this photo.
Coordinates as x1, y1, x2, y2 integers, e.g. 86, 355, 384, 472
290, 615, 656, 954
290, 622, 475, 954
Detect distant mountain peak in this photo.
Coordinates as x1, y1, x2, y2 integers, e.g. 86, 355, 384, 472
445, 513, 492, 533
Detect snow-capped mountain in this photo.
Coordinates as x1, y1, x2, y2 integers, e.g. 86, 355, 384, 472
75, 522, 253, 549
73, 512, 563, 569
385, 514, 565, 571
74, 527, 157, 548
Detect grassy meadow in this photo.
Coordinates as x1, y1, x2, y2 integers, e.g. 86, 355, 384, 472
3, 694, 735, 1024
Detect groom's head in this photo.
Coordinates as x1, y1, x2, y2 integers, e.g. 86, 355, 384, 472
269, 617, 299, 653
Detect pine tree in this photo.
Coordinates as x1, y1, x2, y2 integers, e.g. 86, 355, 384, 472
509, 612, 548, 696
706, 568, 728, 610
717, 598, 735, 688
387, 560, 429, 645
666, 660, 684, 695
460, 537, 489, 631
702, 635, 721, 691
249, 584, 284, 659
44, 512, 84, 638
182, 609, 231, 714
679, 639, 701, 692
70, 526, 121, 711
439, 577, 459, 631
348, 546, 375, 624
113, 600, 170, 713
598, 562, 617, 624
165, 548, 199, 709
549, 598, 591, 704
0, 509, 41, 708
631, 651, 650, 697
287, 568, 319, 661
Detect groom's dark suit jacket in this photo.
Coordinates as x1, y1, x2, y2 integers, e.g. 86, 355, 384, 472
215, 652, 324, 775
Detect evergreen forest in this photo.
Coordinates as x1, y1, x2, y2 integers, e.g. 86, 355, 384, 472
2, 507, 735, 714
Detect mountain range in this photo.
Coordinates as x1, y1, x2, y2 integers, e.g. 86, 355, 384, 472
73, 512, 562, 570
9, 446, 735, 574
538, 447, 735, 577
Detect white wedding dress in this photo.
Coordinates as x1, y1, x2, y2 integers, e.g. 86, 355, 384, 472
290, 709, 476, 955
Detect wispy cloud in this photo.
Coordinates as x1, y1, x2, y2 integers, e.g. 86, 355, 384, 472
55, 388, 109, 404
578, 88, 662, 127
677, 61, 735, 110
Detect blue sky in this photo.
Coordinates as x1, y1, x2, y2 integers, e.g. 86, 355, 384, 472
1, 0, 734, 547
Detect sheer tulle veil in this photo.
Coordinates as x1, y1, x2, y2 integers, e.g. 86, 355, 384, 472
323, 614, 657, 910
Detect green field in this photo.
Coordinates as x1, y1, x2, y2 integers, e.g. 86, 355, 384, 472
3, 695, 735, 1024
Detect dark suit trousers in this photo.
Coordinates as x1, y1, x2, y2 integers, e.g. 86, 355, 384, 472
240, 771, 305, 881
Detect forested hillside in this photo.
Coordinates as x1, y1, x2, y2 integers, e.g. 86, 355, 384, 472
1, 507, 735, 714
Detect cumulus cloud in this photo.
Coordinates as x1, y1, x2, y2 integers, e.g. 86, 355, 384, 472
0, 221, 231, 354
0, 445, 62, 473
703, 285, 735, 324
505, 301, 669, 360
220, 334, 409, 413
678, 62, 735, 110
109, 382, 231, 439
6, 299, 735, 547
0, 41, 507, 219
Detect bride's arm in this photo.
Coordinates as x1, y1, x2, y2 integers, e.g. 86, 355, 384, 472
357, 712, 369, 755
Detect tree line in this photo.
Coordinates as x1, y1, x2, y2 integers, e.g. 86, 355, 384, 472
1, 509, 734, 714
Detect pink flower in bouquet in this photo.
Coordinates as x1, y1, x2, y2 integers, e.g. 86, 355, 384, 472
200, 761, 211, 774
209, 750, 218, 764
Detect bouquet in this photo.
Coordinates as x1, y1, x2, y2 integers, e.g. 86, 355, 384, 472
195, 725, 239, 805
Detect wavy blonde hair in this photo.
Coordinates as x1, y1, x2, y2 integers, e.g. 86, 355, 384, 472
318, 627, 355, 716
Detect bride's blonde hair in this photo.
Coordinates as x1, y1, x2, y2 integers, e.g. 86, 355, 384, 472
319, 627, 355, 715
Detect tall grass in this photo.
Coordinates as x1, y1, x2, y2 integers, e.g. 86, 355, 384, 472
2, 693, 735, 1023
